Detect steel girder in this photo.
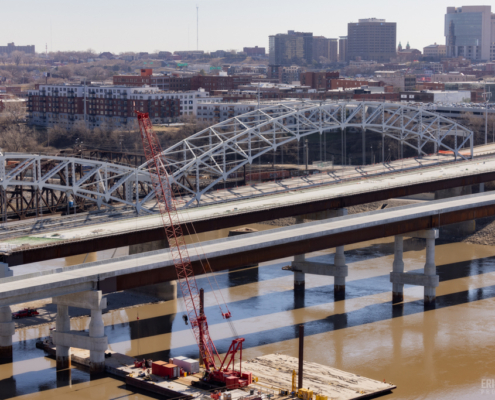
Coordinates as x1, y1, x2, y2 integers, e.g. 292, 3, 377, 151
153, 101, 474, 206
0, 152, 154, 215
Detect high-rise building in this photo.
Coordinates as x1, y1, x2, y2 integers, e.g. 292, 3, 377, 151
445, 6, 494, 61
339, 36, 348, 62
0, 42, 35, 55
347, 18, 397, 62
269, 30, 313, 65
312, 37, 338, 62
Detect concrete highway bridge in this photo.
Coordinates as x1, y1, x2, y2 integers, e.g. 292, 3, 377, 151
2, 152, 495, 266
1, 191, 495, 369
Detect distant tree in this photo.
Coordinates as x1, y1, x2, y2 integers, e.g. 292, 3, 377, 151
59, 65, 73, 80
0, 101, 27, 125
10, 51, 24, 66
89, 67, 106, 81
0, 124, 40, 152
112, 64, 120, 72
199, 69, 206, 76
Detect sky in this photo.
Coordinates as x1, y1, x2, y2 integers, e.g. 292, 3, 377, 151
1, 0, 491, 54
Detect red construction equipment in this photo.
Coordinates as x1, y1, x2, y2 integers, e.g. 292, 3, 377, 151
136, 112, 248, 387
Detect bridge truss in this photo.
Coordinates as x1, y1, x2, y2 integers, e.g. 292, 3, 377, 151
0, 101, 474, 218
0, 153, 154, 220
159, 101, 473, 205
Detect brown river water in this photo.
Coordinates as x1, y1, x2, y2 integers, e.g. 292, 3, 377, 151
2, 223, 495, 399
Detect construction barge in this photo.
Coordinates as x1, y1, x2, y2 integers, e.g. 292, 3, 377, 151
38, 338, 395, 400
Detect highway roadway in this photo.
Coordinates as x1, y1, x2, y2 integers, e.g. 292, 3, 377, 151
2, 190, 495, 307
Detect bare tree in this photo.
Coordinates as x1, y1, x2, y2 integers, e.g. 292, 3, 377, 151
0, 124, 40, 152
0, 101, 27, 125
89, 67, 106, 81
10, 51, 24, 67
58, 65, 74, 80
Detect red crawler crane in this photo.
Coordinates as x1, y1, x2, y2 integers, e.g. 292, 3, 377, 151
136, 112, 250, 387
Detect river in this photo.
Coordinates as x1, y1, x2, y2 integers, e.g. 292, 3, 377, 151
2, 226, 495, 399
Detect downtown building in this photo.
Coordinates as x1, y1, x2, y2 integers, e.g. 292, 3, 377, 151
312, 37, 338, 62
27, 84, 211, 128
445, 5, 495, 60
269, 30, 313, 65
347, 18, 397, 62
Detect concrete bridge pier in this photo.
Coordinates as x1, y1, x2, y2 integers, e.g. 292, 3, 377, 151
392, 236, 405, 303
55, 304, 71, 370
293, 253, 306, 291
0, 262, 14, 363
52, 290, 108, 374
390, 229, 439, 306
290, 210, 349, 296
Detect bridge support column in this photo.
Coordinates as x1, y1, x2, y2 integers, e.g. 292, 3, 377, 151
55, 305, 71, 370
52, 291, 108, 374
334, 245, 346, 293
89, 308, 105, 374
0, 262, 14, 363
390, 229, 439, 306
294, 254, 305, 292
392, 235, 405, 303
424, 235, 436, 306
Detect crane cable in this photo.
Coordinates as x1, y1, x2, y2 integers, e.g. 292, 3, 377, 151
159, 157, 239, 338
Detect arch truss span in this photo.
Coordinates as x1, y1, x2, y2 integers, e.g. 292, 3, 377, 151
0, 153, 156, 217
156, 101, 474, 206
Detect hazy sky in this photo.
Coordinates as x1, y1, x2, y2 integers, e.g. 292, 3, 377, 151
2, 0, 491, 54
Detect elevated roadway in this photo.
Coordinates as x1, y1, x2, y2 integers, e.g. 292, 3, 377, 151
3, 153, 495, 266
2, 190, 495, 307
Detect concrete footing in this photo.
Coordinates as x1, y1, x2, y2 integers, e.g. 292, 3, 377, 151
390, 229, 439, 306
52, 290, 108, 373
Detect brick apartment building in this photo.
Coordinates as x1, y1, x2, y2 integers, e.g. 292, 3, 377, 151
114, 70, 252, 94
27, 84, 210, 128
300, 71, 340, 90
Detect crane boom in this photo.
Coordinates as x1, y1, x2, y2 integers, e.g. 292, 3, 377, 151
136, 112, 249, 386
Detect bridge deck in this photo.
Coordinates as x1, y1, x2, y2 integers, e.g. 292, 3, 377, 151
1, 191, 495, 307
1, 154, 492, 251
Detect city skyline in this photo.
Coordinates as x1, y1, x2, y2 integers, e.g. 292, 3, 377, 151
2, 0, 491, 54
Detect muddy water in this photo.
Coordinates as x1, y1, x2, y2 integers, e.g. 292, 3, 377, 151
4, 235, 495, 399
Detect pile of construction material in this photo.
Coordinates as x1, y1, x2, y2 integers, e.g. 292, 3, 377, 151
242, 354, 395, 400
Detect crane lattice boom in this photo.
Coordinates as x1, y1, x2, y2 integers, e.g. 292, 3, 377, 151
136, 112, 249, 386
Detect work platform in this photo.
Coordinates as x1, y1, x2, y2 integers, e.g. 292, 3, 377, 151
244, 355, 395, 399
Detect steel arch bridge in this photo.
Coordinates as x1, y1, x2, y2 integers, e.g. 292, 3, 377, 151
158, 101, 473, 205
0, 101, 473, 216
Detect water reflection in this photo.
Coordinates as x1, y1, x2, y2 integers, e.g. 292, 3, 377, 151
3, 240, 495, 399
